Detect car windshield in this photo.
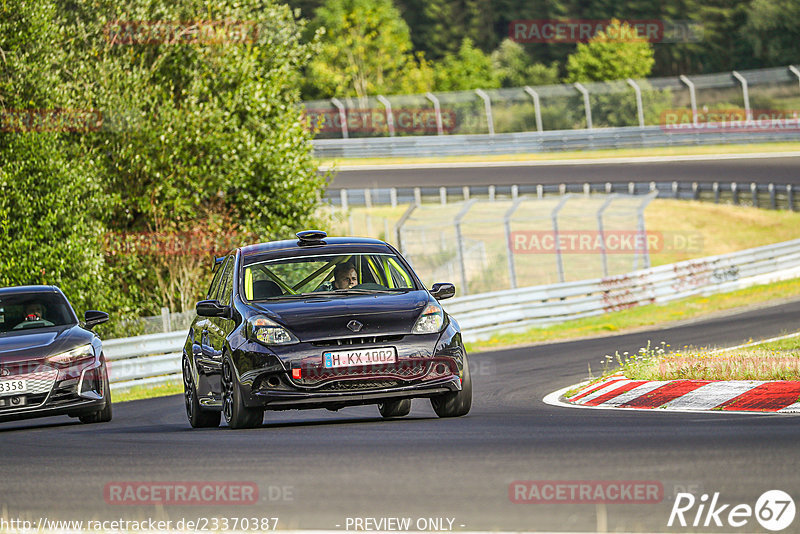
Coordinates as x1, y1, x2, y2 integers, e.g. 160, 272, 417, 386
242, 252, 418, 301
0, 292, 76, 333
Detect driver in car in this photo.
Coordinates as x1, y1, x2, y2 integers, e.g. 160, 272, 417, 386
24, 302, 46, 322
333, 262, 358, 289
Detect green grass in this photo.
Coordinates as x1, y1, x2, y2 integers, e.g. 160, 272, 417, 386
113, 381, 182, 403
610, 333, 800, 381
464, 277, 800, 354
317, 141, 800, 167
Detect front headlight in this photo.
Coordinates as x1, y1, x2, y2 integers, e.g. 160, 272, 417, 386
248, 315, 299, 346
412, 303, 445, 334
49, 344, 95, 365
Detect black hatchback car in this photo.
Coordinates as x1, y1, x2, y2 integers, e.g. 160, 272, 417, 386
182, 231, 471, 428
0, 285, 112, 424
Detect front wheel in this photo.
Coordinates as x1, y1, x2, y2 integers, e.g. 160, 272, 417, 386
378, 398, 412, 418
79, 364, 113, 424
430, 355, 472, 418
183, 357, 220, 428
222, 358, 263, 429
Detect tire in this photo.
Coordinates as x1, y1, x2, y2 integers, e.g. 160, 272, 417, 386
222, 358, 263, 429
79, 364, 113, 424
430, 354, 472, 418
183, 356, 220, 428
378, 398, 412, 418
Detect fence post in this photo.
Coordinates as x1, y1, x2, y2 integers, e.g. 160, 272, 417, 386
597, 195, 617, 277
731, 71, 752, 121
574, 82, 593, 129
626, 78, 645, 127
788, 184, 795, 211
393, 203, 417, 252
425, 92, 444, 135
161, 307, 171, 333
524, 86, 544, 132
551, 195, 571, 283
679, 75, 698, 126
751, 182, 758, 208
330, 97, 349, 139
364, 188, 372, 208
376, 95, 395, 137
504, 197, 525, 289
636, 191, 658, 270
440, 187, 447, 205
475, 89, 495, 136
340, 189, 349, 211
390, 187, 398, 208
713, 182, 720, 203
732, 182, 739, 205
454, 199, 478, 295
414, 187, 422, 206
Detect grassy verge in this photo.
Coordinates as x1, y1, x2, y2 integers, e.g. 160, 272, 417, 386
464, 277, 800, 354
113, 381, 182, 403
609, 333, 800, 381
317, 141, 800, 167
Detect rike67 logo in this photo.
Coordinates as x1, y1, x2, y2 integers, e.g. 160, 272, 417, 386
669, 490, 795, 531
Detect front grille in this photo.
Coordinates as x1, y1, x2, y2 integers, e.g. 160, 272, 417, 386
312, 335, 404, 347
294, 361, 429, 387
0, 393, 47, 411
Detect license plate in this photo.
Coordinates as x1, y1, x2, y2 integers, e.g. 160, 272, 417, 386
323, 347, 397, 369
0, 379, 27, 395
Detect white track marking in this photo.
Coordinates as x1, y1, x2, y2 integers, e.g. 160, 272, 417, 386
778, 402, 800, 413
655, 381, 765, 410
572, 379, 633, 403
600, 381, 670, 406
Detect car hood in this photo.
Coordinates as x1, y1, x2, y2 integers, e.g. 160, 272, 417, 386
0, 325, 92, 364
251, 290, 431, 342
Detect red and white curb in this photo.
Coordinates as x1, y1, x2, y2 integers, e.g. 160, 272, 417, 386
544, 374, 800, 415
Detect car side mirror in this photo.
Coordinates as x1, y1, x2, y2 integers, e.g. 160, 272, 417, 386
430, 283, 456, 300
84, 310, 109, 329
196, 299, 230, 318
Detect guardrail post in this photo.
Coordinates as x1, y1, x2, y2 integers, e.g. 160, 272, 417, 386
628, 182, 635, 195
713, 182, 720, 203
475, 89, 495, 135
394, 203, 417, 252
751, 182, 758, 208
537, 184, 543, 199
597, 195, 616, 277
769, 183, 776, 209
376, 95, 395, 137
672, 181, 679, 198
788, 184, 795, 211
524, 86, 544, 132
454, 199, 478, 295
583, 183, 591, 196
439, 187, 447, 205
160, 307, 171, 333
731, 71, 752, 121
489, 185, 496, 201
413, 187, 422, 206
626, 78, 645, 127
789, 66, 800, 89
364, 189, 372, 208
679, 75, 698, 126
559, 183, 566, 196
692, 182, 699, 200
573, 82, 593, 129
425, 92, 444, 135
390, 187, 398, 208
731, 182, 739, 205
463, 186, 470, 201
340, 189, 349, 210
511, 185, 519, 199
605, 182, 612, 194
551, 195, 572, 283
504, 197, 525, 288
330, 97, 349, 139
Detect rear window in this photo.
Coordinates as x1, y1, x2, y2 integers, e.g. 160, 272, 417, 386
242, 252, 418, 301
0, 292, 76, 333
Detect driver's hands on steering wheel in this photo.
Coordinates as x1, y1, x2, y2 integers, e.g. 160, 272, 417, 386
25, 313, 41, 321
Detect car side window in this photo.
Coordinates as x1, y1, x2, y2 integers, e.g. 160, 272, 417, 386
218, 256, 235, 305
206, 258, 228, 300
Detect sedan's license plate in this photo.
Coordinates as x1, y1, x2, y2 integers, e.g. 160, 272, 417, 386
0, 379, 27, 395
323, 347, 397, 369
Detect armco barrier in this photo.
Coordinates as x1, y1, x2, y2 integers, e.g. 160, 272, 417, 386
106, 239, 800, 391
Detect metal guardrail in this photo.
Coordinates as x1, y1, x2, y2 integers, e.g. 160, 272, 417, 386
313, 124, 800, 159
106, 239, 800, 390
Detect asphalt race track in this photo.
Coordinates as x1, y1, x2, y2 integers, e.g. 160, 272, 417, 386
2, 299, 800, 532
330, 154, 800, 189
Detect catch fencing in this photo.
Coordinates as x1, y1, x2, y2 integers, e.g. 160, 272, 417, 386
106, 238, 800, 391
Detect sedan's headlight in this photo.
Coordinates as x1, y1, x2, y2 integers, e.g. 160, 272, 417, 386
413, 303, 445, 334
49, 344, 95, 365
248, 316, 299, 345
